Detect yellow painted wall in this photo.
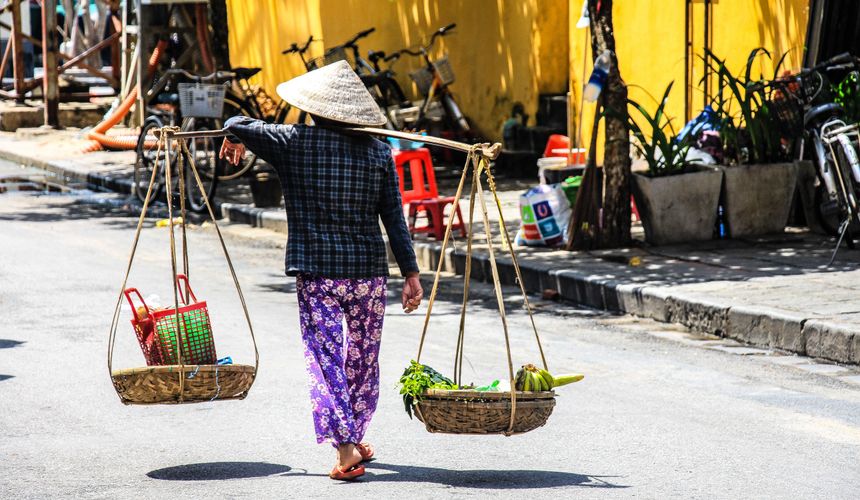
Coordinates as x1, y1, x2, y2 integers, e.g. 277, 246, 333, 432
569, 0, 810, 159
225, 0, 569, 140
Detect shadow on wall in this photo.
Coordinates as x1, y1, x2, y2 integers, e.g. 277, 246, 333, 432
227, 0, 570, 140
755, 0, 809, 71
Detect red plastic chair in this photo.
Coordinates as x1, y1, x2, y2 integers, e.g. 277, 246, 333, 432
392, 148, 465, 240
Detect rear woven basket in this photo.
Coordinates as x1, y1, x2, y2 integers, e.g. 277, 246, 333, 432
414, 389, 556, 435
111, 365, 255, 405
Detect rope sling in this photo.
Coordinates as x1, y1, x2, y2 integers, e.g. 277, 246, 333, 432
411, 147, 554, 436
107, 127, 259, 405
106, 125, 555, 433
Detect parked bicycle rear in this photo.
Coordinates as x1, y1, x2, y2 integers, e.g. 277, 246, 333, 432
751, 52, 860, 258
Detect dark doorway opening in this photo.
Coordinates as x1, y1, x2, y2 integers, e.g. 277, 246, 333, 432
806, 0, 860, 65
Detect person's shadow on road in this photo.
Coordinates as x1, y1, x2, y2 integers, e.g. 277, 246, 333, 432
147, 462, 293, 481
363, 462, 627, 489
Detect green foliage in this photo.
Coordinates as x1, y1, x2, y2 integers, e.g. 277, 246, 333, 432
702, 48, 793, 165
626, 82, 698, 177
835, 71, 860, 124
398, 360, 457, 419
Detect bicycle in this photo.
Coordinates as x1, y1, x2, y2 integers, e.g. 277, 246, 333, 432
392, 23, 471, 134
224, 35, 321, 127
216, 35, 339, 184
135, 69, 234, 212
754, 52, 860, 261
367, 49, 420, 129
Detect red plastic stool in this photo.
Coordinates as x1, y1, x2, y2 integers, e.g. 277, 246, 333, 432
392, 148, 465, 240
543, 134, 570, 158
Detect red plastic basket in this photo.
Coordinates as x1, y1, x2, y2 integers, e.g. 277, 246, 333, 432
124, 275, 217, 366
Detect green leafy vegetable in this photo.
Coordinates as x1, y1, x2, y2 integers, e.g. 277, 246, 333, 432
398, 360, 457, 419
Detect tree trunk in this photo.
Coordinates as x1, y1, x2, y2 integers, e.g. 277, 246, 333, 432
588, 0, 631, 248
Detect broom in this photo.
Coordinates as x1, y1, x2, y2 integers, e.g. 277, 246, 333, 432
566, 97, 603, 250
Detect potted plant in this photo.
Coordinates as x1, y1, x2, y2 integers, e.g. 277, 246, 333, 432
703, 49, 799, 237
627, 82, 723, 245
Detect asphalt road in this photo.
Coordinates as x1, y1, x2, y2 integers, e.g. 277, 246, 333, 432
1, 171, 859, 499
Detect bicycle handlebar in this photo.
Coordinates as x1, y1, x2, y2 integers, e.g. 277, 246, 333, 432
439, 23, 457, 35
343, 27, 376, 48
164, 68, 234, 82
429, 22, 456, 46
368, 50, 386, 63
393, 22, 457, 59
810, 52, 859, 72
283, 35, 316, 55
398, 47, 424, 57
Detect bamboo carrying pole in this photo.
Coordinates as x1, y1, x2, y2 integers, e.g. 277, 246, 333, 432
158, 127, 503, 161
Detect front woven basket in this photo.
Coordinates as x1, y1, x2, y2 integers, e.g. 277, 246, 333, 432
111, 365, 255, 405
415, 389, 556, 435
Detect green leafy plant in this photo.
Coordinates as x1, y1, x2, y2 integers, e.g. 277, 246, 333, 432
626, 81, 698, 177
835, 70, 860, 124
702, 48, 794, 165
398, 360, 457, 419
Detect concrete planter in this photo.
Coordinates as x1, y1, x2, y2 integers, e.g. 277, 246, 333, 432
717, 162, 798, 237
630, 166, 723, 245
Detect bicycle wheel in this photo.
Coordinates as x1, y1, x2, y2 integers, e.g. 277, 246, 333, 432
134, 116, 167, 205
181, 117, 221, 212
816, 134, 860, 236
441, 92, 470, 132
219, 97, 259, 180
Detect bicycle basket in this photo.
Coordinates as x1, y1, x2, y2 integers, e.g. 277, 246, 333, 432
324, 46, 349, 65
410, 67, 434, 96
432, 55, 456, 86
764, 81, 804, 139
178, 83, 226, 118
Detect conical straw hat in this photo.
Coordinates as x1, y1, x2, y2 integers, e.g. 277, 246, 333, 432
276, 60, 387, 126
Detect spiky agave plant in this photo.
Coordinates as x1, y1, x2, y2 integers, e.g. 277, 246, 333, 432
702, 47, 795, 165
626, 81, 699, 177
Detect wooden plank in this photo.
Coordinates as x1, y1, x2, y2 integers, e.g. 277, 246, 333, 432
0, 32, 13, 87
42, 0, 59, 126
58, 32, 120, 73
10, 0, 25, 103
0, 21, 41, 46
58, 51, 120, 87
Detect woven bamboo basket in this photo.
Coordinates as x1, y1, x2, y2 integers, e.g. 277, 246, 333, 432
414, 389, 556, 435
111, 364, 255, 405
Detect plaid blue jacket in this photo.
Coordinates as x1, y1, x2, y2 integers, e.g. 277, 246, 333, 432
225, 116, 418, 278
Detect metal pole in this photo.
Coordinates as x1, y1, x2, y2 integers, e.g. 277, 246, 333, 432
42, 0, 58, 127
10, 0, 24, 104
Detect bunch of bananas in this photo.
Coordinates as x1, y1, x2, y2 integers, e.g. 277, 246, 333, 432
514, 363, 584, 392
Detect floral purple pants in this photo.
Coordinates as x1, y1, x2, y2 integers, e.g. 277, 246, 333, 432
296, 273, 387, 447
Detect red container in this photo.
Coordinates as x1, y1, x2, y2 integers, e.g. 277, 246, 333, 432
124, 275, 217, 366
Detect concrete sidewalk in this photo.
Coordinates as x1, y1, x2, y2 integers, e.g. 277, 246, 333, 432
2, 128, 858, 365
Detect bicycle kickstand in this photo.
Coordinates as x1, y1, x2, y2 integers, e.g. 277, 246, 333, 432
828, 218, 851, 266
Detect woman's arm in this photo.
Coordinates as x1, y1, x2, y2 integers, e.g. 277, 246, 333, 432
378, 158, 423, 312
222, 116, 297, 166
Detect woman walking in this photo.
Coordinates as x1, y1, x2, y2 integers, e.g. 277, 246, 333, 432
219, 61, 423, 481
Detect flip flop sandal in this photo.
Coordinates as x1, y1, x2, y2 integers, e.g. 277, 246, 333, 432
356, 442, 375, 462
329, 463, 365, 481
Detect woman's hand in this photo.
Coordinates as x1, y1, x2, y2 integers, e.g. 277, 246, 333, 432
402, 272, 423, 313
219, 139, 245, 166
